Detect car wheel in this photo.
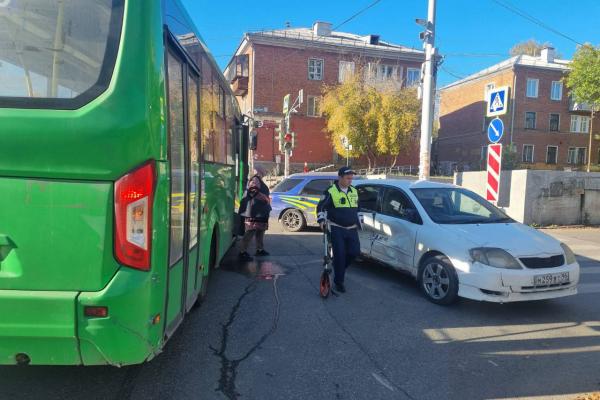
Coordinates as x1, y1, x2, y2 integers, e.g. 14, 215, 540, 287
281, 209, 306, 232
418, 255, 459, 305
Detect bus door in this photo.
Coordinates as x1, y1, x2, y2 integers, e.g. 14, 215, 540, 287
164, 44, 201, 334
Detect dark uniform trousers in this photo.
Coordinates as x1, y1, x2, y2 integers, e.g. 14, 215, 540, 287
330, 225, 360, 285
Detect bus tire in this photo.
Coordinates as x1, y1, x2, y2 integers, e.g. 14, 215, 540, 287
195, 230, 217, 308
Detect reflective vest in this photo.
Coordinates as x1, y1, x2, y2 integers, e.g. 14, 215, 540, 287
327, 185, 358, 208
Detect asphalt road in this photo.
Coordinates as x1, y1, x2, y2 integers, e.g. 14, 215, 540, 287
1, 224, 599, 400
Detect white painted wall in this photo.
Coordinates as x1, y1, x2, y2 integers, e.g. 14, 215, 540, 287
454, 170, 600, 226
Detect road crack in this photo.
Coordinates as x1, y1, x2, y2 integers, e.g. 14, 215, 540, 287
211, 275, 282, 400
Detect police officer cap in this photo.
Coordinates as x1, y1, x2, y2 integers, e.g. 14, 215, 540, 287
338, 166, 356, 176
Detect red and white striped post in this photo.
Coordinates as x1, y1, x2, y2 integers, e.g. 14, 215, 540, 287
486, 144, 502, 203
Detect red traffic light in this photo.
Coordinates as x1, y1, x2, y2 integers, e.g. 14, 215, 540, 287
284, 133, 292, 142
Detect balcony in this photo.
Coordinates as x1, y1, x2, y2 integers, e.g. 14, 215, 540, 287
569, 98, 593, 112
231, 76, 249, 96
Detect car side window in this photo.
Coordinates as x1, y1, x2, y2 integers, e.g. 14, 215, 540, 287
357, 185, 379, 212
381, 188, 419, 223
300, 179, 333, 196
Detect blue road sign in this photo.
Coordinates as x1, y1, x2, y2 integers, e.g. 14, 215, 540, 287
487, 86, 509, 117
487, 118, 504, 143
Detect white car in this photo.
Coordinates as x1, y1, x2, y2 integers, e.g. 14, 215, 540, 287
355, 179, 580, 305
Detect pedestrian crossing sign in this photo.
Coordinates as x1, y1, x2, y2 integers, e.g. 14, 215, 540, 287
486, 86, 510, 117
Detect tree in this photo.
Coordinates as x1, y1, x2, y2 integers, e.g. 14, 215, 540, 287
565, 43, 600, 172
321, 72, 420, 169
376, 87, 421, 167
509, 39, 560, 57
321, 75, 379, 169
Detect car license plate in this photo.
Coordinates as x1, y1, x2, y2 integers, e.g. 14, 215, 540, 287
534, 272, 569, 286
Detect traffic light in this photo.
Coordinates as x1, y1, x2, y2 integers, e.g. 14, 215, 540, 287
283, 132, 293, 151
276, 121, 284, 152
249, 130, 258, 151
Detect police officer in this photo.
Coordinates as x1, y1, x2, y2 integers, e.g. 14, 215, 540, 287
317, 166, 360, 293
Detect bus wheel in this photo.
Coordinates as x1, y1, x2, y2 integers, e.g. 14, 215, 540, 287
281, 209, 305, 232
195, 230, 217, 308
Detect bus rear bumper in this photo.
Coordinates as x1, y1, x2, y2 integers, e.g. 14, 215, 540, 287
0, 290, 81, 365
0, 269, 163, 366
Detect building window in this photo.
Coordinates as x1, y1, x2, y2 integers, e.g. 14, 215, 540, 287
570, 115, 590, 133
308, 58, 324, 80
549, 113, 560, 132
377, 64, 399, 81
522, 145, 534, 163
568, 147, 587, 165
551, 81, 563, 100
525, 112, 536, 129
307, 95, 322, 117
546, 146, 558, 164
406, 68, 420, 87
339, 61, 355, 83
526, 78, 539, 98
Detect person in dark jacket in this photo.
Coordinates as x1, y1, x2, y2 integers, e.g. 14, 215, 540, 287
239, 166, 272, 261
316, 166, 360, 293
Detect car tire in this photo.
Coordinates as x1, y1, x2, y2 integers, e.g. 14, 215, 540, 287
281, 209, 306, 232
418, 255, 459, 305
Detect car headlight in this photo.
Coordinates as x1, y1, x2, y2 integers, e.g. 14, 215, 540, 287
560, 243, 577, 265
469, 247, 522, 269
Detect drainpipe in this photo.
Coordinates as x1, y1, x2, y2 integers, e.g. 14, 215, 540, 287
510, 69, 517, 147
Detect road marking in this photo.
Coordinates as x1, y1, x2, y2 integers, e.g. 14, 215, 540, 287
486, 344, 600, 356
371, 372, 395, 392
577, 283, 600, 294
424, 321, 600, 344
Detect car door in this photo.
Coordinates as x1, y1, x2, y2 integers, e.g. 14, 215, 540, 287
371, 187, 421, 272
298, 179, 333, 224
356, 185, 381, 256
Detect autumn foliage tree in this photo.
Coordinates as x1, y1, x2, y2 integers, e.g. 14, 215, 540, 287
565, 43, 600, 172
321, 72, 420, 169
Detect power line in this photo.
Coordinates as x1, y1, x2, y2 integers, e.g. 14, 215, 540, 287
332, 0, 384, 31
444, 52, 506, 58
489, 0, 583, 46
440, 66, 465, 80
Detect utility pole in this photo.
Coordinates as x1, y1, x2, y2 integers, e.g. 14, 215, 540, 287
588, 108, 595, 173
417, 0, 437, 181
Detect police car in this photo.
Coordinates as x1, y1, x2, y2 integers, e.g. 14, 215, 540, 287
270, 173, 341, 231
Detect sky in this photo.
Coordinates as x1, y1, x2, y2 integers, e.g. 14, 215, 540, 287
182, 0, 600, 87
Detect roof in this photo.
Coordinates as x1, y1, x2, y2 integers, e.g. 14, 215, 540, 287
356, 179, 457, 190
225, 25, 424, 70
288, 172, 339, 178
248, 27, 423, 55
441, 54, 571, 91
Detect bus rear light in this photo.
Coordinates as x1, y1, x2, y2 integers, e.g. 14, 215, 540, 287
115, 161, 155, 270
84, 306, 108, 318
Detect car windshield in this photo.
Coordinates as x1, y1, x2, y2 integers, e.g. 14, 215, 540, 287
411, 187, 514, 224
272, 178, 303, 193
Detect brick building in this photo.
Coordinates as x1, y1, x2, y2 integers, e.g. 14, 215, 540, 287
437, 48, 599, 174
224, 22, 424, 170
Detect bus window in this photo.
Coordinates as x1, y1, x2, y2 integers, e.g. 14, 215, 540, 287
167, 51, 185, 265
0, 0, 124, 108
201, 58, 215, 162
188, 74, 200, 249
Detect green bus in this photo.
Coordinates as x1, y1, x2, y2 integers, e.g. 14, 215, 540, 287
0, 0, 249, 366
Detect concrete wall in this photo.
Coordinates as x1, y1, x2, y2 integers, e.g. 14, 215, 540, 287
454, 170, 600, 226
